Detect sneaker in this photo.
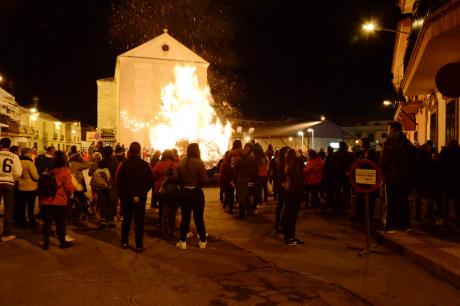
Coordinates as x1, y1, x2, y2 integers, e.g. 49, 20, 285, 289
405, 228, 413, 233
385, 229, 396, 234
65, 235, 74, 242
1, 235, 16, 242
285, 239, 297, 246
135, 247, 145, 253
198, 240, 207, 249
196, 233, 209, 240
121, 243, 128, 249
186, 232, 194, 239
176, 240, 187, 250
294, 239, 304, 245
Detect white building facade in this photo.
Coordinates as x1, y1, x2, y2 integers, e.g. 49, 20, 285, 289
97, 30, 209, 148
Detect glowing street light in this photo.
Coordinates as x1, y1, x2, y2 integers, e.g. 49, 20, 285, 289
362, 22, 410, 35
307, 128, 315, 150
288, 137, 293, 142
0, 75, 3, 82
383, 100, 395, 107
321, 115, 326, 121
297, 131, 304, 153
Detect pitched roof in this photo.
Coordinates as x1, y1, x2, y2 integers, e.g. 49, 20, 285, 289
118, 30, 208, 65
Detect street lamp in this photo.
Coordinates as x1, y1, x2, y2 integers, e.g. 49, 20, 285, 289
297, 131, 304, 153
382, 100, 395, 107
362, 22, 410, 35
321, 115, 326, 121
0, 75, 3, 82
307, 128, 314, 150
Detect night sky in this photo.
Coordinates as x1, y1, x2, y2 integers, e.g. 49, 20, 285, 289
0, 0, 398, 125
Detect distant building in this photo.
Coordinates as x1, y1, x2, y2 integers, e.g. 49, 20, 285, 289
391, 0, 460, 149
341, 120, 389, 145
0, 86, 82, 152
97, 29, 209, 148
231, 118, 354, 152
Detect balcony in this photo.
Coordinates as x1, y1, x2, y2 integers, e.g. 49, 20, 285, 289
402, 0, 460, 95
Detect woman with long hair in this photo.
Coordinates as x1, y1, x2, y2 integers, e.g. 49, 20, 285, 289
176, 143, 208, 250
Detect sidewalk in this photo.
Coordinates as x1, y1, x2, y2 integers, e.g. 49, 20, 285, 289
376, 224, 460, 289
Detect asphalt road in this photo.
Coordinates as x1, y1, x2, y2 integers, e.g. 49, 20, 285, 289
1, 188, 459, 306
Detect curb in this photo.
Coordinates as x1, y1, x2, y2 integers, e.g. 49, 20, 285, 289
376, 231, 460, 289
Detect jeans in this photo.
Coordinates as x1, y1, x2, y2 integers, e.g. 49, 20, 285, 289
121, 195, 147, 248
304, 184, 321, 209
413, 186, 434, 221
0, 184, 15, 236
15, 190, 37, 226
386, 184, 411, 229
275, 187, 286, 226
237, 177, 250, 216
179, 188, 206, 242
284, 190, 302, 240
98, 189, 116, 222
223, 183, 235, 211
41, 205, 66, 246
255, 176, 268, 205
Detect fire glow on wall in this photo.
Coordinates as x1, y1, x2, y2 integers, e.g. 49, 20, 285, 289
121, 65, 232, 162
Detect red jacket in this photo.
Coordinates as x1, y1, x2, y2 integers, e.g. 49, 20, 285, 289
218, 157, 233, 184
39, 167, 75, 206
152, 160, 176, 193
303, 157, 324, 186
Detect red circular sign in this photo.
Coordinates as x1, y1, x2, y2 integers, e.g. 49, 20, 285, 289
348, 159, 382, 194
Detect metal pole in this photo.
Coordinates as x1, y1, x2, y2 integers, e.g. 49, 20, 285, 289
383, 183, 388, 227
364, 193, 370, 252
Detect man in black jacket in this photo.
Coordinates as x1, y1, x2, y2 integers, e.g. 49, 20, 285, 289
116, 142, 154, 252
380, 121, 416, 232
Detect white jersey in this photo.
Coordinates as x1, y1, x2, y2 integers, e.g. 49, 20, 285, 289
0, 150, 22, 185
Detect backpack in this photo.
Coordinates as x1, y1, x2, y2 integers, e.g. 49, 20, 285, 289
159, 167, 180, 203
91, 168, 112, 191
38, 169, 58, 198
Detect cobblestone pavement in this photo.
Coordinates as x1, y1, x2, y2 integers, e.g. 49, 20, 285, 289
1, 188, 459, 305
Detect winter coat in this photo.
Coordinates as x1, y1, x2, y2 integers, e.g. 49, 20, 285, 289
116, 156, 154, 199
218, 157, 233, 185
69, 153, 89, 191
36, 153, 54, 175
39, 167, 75, 205
303, 157, 324, 186
234, 154, 258, 182
153, 160, 176, 193
380, 131, 416, 185
18, 156, 40, 191
176, 157, 208, 188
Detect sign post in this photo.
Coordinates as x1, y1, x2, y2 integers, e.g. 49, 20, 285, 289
349, 159, 383, 257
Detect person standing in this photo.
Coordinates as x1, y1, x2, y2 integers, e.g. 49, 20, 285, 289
380, 121, 416, 232
275, 147, 289, 232
16, 148, 40, 228
175, 143, 208, 250
152, 149, 176, 228
39, 151, 75, 250
116, 142, 153, 252
96, 146, 119, 228
284, 149, 304, 245
219, 151, 235, 214
254, 143, 269, 206
0, 138, 22, 242
439, 140, 460, 226
36, 146, 56, 175
234, 143, 258, 218
303, 149, 324, 209
149, 150, 162, 208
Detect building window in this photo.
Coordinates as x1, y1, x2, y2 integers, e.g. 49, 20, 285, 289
446, 100, 457, 144
368, 133, 375, 142
430, 112, 438, 148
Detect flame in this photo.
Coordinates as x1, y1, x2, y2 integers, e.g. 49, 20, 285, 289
148, 65, 232, 162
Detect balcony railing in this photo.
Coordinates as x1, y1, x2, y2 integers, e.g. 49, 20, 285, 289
403, 0, 452, 72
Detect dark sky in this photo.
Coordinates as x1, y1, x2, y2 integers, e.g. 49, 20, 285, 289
0, 0, 398, 125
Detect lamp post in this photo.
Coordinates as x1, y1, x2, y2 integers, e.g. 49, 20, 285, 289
362, 22, 410, 35
297, 131, 304, 153
307, 128, 314, 150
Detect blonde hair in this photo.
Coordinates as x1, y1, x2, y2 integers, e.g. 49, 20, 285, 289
92, 152, 102, 161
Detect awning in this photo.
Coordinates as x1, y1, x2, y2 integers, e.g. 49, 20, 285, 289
395, 102, 421, 131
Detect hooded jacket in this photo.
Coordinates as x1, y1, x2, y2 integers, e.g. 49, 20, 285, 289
19, 155, 39, 191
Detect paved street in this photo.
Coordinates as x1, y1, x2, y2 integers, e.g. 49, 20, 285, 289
1, 188, 460, 306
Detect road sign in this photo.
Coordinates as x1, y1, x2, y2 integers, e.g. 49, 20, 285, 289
349, 159, 382, 194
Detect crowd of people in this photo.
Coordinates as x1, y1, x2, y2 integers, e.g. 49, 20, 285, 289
1, 120, 459, 252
